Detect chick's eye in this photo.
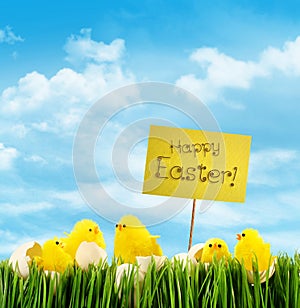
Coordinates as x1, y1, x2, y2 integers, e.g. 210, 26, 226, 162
218, 244, 222, 248
208, 244, 212, 248
89, 228, 92, 232
55, 241, 59, 245
242, 233, 245, 237
123, 224, 126, 228
115, 224, 118, 228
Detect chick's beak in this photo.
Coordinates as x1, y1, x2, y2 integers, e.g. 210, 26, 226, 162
213, 243, 217, 249
94, 226, 99, 234
118, 224, 122, 231
236, 233, 242, 240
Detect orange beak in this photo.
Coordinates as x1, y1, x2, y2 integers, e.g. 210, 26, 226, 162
94, 226, 99, 234
118, 224, 122, 231
213, 243, 217, 249
236, 233, 242, 240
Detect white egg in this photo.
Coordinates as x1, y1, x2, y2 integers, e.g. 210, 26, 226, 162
44, 270, 60, 294
246, 257, 277, 284
44, 270, 60, 280
136, 255, 167, 274
75, 241, 107, 270
171, 252, 197, 274
115, 263, 144, 307
9, 241, 42, 278
115, 263, 140, 288
188, 243, 205, 261
171, 252, 197, 265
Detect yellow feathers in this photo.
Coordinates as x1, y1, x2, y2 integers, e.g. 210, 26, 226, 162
201, 238, 231, 263
234, 228, 272, 271
114, 215, 163, 263
63, 219, 106, 259
37, 237, 73, 273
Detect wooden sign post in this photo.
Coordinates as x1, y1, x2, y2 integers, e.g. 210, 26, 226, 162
188, 199, 197, 250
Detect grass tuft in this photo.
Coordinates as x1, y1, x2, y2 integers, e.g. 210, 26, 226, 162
0, 254, 299, 307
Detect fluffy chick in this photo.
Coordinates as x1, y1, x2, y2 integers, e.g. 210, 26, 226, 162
37, 237, 73, 273
201, 238, 231, 263
114, 215, 163, 264
63, 219, 106, 259
234, 228, 272, 271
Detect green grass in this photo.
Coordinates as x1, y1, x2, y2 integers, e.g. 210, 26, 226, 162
0, 254, 299, 307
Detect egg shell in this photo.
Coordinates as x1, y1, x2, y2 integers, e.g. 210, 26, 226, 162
44, 270, 60, 294
171, 253, 197, 274
246, 257, 277, 284
188, 243, 205, 262
171, 253, 197, 265
75, 241, 107, 270
9, 241, 42, 278
115, 263, 144, 288
115, 263, 144, 307
136, 255, 167, 274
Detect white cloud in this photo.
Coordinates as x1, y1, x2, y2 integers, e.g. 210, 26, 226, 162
49, 67, 94, 103
64, 28, 125, 64
176, 48, 266, 102
0, 26, 24, 44
54, 107, 83, 132
264, 230, 300, 255
248, 148, 298, 186
24, 155, 47, 165
261, 36, 300, 75
0, 143, 18, 170
0, 30, 135, 135
176, 36, 300, 103
0, 189, 86, 220
52, 190, 85, 209
190, 47, 266, 89
0, 202, 54, 215
31, 121, 55, 133
12, 51, 18, 59
0, 231, 32, 256
1, 71, 50, 114
176, 74, 215, 103
172, 200, 242, 227
277, 189, 300, 207
12, 124, 29, 138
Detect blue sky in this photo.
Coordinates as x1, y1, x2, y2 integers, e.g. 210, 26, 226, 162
1, 0, 300, 260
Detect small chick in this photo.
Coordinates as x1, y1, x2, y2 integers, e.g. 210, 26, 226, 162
201, 238, 231, 263
114, 215, 163, 264
234, 228, 272, 271
37, 237, 73, 273
63, 219, 106, 259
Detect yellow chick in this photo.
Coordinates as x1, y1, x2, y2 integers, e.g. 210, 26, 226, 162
201, 238, 231, 263
63, 219, 106, 259
37, 237, 73, 273
234, 228, 272, 271
114, 215, 163, 264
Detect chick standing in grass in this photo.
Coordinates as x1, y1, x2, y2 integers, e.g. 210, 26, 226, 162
234, 228, 273, 271
36, 237, 73, 273
63, 219, 106, 259
114, 215, 163, 263
201, 238, 231, 263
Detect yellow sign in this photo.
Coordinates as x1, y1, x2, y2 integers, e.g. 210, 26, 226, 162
143, 125, 251, 202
